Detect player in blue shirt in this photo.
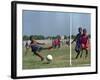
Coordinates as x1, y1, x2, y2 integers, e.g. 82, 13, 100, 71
71, 27, 83, 59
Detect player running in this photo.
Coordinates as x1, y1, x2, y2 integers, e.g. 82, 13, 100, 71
71, 27, 83, 59
80, 28, 89, 58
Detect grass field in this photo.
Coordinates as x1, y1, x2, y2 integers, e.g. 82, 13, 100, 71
22, 43, 91, 69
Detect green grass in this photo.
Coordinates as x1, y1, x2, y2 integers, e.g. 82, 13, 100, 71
22, 44, 90, 69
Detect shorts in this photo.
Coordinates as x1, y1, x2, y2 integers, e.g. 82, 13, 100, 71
81, 43, 88, 49
31, 45, 43, 53
75, 43, 81, 52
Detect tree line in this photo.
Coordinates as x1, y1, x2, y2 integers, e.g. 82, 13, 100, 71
23, 35, 66, 40
23, 34, 91, 41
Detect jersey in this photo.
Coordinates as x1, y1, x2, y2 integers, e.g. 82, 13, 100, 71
81, 34, 89, 49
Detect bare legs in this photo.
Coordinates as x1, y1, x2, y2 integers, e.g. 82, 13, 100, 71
34, 52, 44, 61
75, 49, 81, 59
75, 48, 88, 59
33, 46, 53, 61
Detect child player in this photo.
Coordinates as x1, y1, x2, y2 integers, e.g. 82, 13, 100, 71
80, 28, 89, 58
30, 38, 52, 61
71, 27, 83, 59
25, 40, 31, 55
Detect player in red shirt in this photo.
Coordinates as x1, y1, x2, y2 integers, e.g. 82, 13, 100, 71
57, 38, 61, 48
80, 28, 89, 58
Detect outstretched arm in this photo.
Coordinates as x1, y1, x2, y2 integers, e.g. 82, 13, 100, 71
71, 35, 78, 44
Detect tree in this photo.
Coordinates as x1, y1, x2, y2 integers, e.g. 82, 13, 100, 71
71, 35, 76, 39
23, 35, 29, 40
64, 35, 67, 39
29, 35, 45, 40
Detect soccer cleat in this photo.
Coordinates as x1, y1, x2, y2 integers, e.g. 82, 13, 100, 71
41, 58, 44, 61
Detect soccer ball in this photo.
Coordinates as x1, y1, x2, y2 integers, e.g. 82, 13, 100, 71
46, 55, 53, 61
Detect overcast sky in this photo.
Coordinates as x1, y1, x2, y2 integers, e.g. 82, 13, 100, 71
22, 10, 90, 37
